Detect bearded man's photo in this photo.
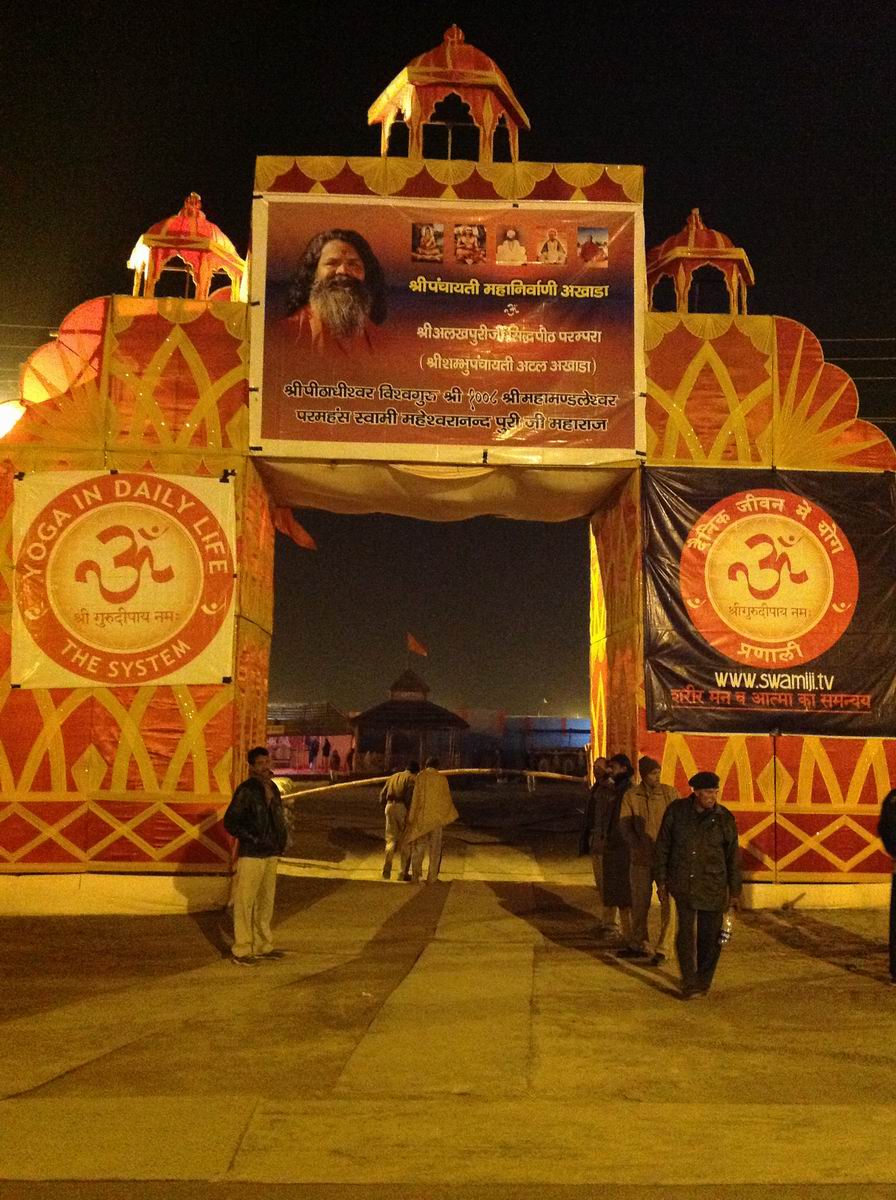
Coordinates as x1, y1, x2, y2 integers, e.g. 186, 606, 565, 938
285, 228, 388, 355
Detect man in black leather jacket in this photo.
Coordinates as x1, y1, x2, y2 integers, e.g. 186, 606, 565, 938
223, 746, 289, 965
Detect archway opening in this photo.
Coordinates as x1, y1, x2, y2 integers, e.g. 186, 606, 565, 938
650, 274, 677, 312
492, 116, 513, 163
687, 264, 730, 313
422, 92, 480, 161
151, 255, 196, 298
268, 510, 595, 883
386, 117, 409, 156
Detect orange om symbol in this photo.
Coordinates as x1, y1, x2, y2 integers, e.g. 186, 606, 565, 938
727, 533, 808, 599
75, 524, 174, 603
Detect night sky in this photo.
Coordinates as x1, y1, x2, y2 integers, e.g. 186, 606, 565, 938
2, 3, 893, 714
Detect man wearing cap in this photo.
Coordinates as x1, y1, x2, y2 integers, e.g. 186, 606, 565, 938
617, 757, 679, 964
654, 771, 742, 998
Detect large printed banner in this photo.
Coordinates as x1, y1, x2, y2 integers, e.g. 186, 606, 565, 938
250, 194, 644, 464
644, 469, 896, 735
12, 472, 236, 688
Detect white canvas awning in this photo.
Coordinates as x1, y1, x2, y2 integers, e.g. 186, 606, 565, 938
257, 459, 638, 522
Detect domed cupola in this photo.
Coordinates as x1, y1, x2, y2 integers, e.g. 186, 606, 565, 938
367, 24, 530, 163
128, 192, 246, 301
647, 208, 754, 315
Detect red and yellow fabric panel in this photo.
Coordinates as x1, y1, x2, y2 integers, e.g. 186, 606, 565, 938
636, 724, 895, 883
106, 299, 248, 453
589, 471, 643, 763
0, 682, 234, 872
645, 314, 896, 471
0, 298, 273, 875
254, 156, 643, 206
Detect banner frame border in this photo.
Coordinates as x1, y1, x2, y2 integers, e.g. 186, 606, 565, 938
249, 191, 646, 466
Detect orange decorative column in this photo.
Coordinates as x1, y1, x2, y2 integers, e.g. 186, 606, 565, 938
0, 297, 273, 912
590, 470, 642, 767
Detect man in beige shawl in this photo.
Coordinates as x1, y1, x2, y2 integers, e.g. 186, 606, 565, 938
618, 756, 679, 964
402, 757, 459, 883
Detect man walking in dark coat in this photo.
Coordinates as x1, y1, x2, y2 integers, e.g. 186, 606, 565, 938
654, 770, 742, 998
593, 754, 635, 942
223, 746, 289, 965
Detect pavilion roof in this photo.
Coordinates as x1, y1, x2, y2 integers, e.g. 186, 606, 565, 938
355, 698, 469, 732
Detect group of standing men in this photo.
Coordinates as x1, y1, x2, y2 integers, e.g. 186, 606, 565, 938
223, 744, 743, 997
587, 754, 742, 999
381, 759, 458, 883
221, 747, 893, 990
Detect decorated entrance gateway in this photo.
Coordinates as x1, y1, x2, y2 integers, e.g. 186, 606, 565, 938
0, 28, 893, 911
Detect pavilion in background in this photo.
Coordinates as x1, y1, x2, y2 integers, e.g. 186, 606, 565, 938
353, 671, 468, 772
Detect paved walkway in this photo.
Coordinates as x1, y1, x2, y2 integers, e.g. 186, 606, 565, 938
279, 779, 596, 884
2, 874, 895, 1196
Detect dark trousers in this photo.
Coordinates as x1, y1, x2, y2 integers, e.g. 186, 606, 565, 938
674, 900, 724, 993
890, 872, 896, 981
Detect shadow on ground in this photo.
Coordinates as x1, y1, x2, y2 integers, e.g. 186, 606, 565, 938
745, 908, 892, 984
487, 881, 677, 997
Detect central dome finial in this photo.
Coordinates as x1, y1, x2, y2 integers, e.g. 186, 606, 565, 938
444, 24, 465, 43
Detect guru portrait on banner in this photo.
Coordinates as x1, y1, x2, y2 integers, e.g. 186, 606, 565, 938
282, 228, 388, 357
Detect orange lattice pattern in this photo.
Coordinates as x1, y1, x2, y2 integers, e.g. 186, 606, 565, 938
645, 313, 896, 472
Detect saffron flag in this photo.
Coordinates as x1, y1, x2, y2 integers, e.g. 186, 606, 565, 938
407, 632, 428, 656
273, 507, 317, 550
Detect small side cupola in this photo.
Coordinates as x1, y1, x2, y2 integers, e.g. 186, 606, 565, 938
128, 193, 246, 301
647, 208, 754, 315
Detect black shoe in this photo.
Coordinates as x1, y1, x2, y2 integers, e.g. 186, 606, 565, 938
255, 950, 287, 960
616, 946, 649, 959
648, 953, 666, 966
230, 954, 259, 967
382, 868, 391, 880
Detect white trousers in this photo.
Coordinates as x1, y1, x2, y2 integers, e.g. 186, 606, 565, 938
232, 855, 279, 957
409, 827, 444, 882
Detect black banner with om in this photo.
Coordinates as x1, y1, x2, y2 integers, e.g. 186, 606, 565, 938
643, 468, 896, 734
